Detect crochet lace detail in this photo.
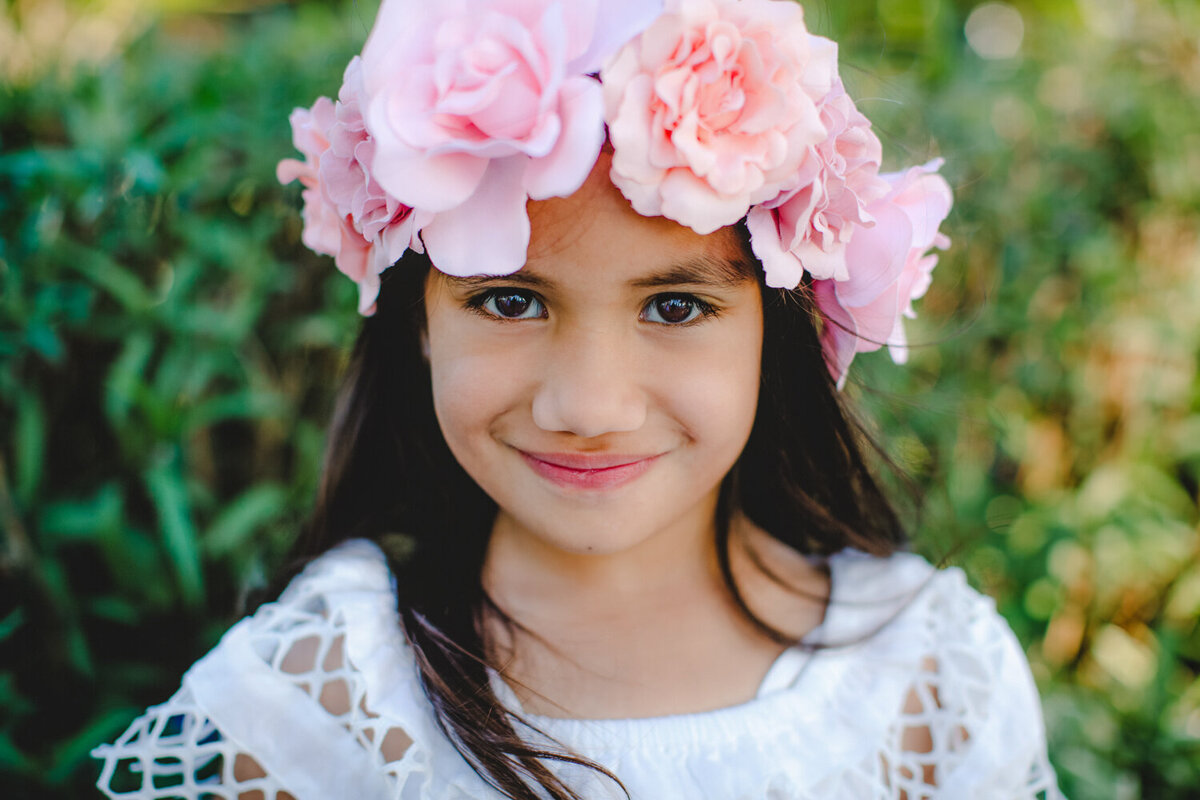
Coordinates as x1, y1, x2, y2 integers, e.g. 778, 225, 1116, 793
94, 541, 1064, 799
91, 685, 295, 800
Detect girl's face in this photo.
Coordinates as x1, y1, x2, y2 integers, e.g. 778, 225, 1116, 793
424, 154, 763, 558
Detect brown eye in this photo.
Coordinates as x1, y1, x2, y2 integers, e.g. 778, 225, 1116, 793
480, 290, 544, 319
643, 294, 702, 325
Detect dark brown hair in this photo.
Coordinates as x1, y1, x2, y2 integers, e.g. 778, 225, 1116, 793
290, 228, 906, 798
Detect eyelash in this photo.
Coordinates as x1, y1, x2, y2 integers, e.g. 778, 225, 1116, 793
464, 289, 720, 326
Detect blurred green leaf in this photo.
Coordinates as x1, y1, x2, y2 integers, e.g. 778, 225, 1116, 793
0, 609, 26, 642
203, 483, 287, 558
39, 484, 123, 540
143, 449, 204, 607
13, 391, 45, 504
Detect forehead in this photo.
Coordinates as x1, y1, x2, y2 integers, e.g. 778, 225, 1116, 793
518, 153, 751, 291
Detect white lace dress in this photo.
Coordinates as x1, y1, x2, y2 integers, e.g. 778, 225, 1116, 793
93, 540, 1063, 799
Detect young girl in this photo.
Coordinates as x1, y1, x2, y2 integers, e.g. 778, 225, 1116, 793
95, 0, 1063, 797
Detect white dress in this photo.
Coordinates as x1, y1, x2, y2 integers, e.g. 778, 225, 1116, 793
93, 540, 1063, 799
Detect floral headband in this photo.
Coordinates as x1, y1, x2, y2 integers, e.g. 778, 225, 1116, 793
278, 0, 953, 387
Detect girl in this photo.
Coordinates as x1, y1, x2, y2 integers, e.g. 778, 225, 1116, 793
95, 0, 1063, 797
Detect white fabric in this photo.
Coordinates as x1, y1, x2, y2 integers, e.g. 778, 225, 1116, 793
93, 540, 1064, 799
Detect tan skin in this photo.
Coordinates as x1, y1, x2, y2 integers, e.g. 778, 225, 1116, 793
423, 154, 830, 720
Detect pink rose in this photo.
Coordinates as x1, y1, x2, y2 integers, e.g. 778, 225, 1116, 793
278, 58, 422, 314
360, 0, 661, 276
602, 0, 834, 234
813, 160, 953, 387
746, 72, 889, 288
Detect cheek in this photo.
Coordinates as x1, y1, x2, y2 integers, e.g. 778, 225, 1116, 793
426, 312, 534, 463
655, 316, 763, 461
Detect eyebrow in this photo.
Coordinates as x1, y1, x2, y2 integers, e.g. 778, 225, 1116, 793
442, 271, 553, 290
627, 253, 753, 289
443, 253, 753, 292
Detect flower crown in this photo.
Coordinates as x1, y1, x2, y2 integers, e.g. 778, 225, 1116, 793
278, 0, 953, 387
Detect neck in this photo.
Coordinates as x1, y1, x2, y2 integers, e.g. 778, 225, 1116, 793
476, 504, 831, 719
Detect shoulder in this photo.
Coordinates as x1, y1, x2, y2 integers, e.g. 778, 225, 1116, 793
816, 549, 1063, 797
94, 540, 439, 800
823, 548, 1011, 645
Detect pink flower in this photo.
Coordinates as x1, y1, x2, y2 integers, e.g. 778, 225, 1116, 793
277, 58, 423, 314
746, 72, 889, 288
813, 160, 953, 387
602, 0, 834, 235
359, 0, 661, 277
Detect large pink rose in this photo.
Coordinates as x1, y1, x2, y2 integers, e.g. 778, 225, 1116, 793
602, 0, 834, 234
746, 72, 889, 288
813, 160, 953, 387
278, 58, 423, 314
360, 0, 661, 276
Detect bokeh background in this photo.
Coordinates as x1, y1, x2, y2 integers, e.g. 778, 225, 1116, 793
1, 0, 1198, 796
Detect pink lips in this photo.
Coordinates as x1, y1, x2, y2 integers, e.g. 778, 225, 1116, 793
518, 450, 662, 490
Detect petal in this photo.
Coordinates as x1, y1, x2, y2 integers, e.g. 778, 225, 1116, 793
793, 238, 849, 282
367, 130, 489, 212
523, 77, 605, 199
333, 221, 372, 282
837, 199, 910, 307
609, 75, 670, 184
813, 278, 858, 388
747, 206, 804, 289
277, 158, 310, 186
357, 271, 382, 317
421, 156, 531, 276
658, 168, 750, 234
837, 279, 901, 350
569, 0, 664, 74
887, 316, 909, 364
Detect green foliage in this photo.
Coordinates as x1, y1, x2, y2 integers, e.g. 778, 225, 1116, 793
814, 1, 1200, 796
0, 2, 374, 795
0, 0, 1197, 797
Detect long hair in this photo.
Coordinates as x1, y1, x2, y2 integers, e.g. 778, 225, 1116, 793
291, 227, 906, 799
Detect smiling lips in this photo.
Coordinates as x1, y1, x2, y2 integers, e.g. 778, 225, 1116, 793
518, 450, 663, 490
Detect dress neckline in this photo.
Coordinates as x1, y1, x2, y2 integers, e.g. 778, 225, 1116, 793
487, 552, 845, 727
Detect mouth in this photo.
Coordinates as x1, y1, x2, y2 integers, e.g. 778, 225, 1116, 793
516, 450, 664, 491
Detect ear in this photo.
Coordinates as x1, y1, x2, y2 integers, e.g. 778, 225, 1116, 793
420, 329, 431, 362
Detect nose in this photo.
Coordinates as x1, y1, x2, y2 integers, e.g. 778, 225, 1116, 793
531, 326, 648, 438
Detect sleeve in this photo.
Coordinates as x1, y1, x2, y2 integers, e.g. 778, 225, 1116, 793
92, 543, 412, 800
885, 568, 1066, 800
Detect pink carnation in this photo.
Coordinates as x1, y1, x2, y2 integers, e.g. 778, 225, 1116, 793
813, 160, 953, 387
359, 0, 661, 276
602, 0, 834, 234
277, 58, 422, 314
746, 72, 889, 287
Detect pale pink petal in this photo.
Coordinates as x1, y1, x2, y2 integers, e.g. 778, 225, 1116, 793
886, 161, 953, 250
813, 278, 859, 388
837, 200, 911, 307
609, 76, 668, 184
569, 0, 664, 74
747, 206, 804, 289
658, 168, 750, 234
367, 142, 489, 211
838, 280, 901, 350
357, 271, 382, 316
792, 238, 849, 282
523, 77, 605, 199
887, 315, 910, 364
276, 158, 310, 185
333, 220, 372, 282
421, 156, 531, 276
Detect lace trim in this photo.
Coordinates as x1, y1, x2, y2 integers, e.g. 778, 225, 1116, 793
95, 541, 1063, 799
92, 686, 295, 800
